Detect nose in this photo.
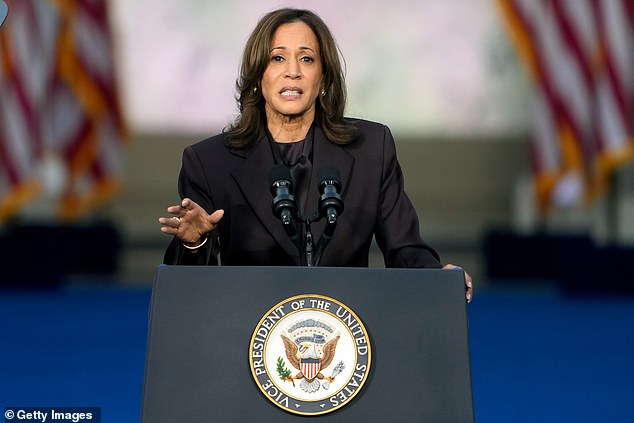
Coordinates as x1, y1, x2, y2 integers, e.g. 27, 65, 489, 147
286, 60, 301, 79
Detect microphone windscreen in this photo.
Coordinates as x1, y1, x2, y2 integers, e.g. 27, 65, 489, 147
318, 166, 341, 184
268, 164, 292, 187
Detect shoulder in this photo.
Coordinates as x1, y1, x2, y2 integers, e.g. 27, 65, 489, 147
187, 131, 262, 159
341, 118, 395, 150
345, 117, 390, 135
184, 131, 249, 160
179, 132, 235, 173
187, 132, 230, 156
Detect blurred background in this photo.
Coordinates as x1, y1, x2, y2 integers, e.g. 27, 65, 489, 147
1, 0, 633, 421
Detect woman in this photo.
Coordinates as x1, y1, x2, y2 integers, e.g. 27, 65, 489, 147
158, 8, 472, 301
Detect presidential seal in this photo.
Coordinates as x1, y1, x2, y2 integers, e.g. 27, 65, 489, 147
249, 294, 371, 415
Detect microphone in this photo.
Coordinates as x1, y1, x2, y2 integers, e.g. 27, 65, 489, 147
312, 166, 343, 266
318, 166, 343, 225
1, 1, 8, 27
268, 165, 298, 241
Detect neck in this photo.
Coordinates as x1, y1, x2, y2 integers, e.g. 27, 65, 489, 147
266, 108, 315, 143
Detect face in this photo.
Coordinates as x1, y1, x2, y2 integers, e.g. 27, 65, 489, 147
261, 21, 323, 123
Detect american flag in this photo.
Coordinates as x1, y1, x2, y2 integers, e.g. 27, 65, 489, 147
0, 0, 126, 222
497, 0, 634, 211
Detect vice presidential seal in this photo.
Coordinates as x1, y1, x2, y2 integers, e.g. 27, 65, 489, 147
249, 294, 371, 415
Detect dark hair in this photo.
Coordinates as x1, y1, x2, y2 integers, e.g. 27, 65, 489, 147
226, 8, 357, 148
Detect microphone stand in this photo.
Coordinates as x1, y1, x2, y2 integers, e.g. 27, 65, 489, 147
295, 217, 316, 267
312, 215, 336, 267
304, 223, 314, 267
301, 208, 337, 267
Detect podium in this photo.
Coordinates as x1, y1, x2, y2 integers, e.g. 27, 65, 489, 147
141, 266, 474, 422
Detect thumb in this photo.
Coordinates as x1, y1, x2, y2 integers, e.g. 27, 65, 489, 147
208, 209, 224, 225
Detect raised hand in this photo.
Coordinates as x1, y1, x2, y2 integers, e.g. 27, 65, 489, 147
159, 198, 224, 245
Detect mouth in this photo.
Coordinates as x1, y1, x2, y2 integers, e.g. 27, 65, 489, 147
280, 87, 303, 98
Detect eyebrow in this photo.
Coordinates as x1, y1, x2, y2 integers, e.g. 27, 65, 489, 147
270, 45, 315, 53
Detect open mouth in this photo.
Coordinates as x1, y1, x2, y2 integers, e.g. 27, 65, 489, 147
280, 88, 303, 98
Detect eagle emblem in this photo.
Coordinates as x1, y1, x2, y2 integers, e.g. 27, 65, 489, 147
278, 319, 342, 393
249, 294, 371, 415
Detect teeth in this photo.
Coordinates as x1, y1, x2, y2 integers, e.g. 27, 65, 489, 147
282, 90, 300, 97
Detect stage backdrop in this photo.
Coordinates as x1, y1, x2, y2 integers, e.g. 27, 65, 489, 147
109, 0, 529, 137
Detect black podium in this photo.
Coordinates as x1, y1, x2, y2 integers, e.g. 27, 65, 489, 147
141, 266, 474, 422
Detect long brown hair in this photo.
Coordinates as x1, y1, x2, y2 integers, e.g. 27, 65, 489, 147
226, 8, 357, 148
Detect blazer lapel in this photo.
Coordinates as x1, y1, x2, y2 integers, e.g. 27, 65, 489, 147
230, 136, 299, 258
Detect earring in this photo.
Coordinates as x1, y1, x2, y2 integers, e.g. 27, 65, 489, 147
321, 89, 326, 97
253, 86, 258, 93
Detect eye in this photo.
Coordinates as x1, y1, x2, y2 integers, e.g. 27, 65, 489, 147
300, 56, 314, 63
271, 55, 284, 63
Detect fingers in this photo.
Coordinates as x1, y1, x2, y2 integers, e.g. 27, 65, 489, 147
443, 263, 473, 304
159, 202, 184, 235
465, 279, 473, 304
166, 198, 198, 216
181, 197, 199, 211
159, 200, 189, 236
158, 217, 180, 235
166, 205, 182, 216
162, 198, 200, 222
159, 200, 223, 241
158, 215, 181, 228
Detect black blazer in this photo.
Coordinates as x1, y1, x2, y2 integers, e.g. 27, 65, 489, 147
164, 118, 441, 268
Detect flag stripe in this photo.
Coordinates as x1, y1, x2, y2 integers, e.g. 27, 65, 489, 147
498, 0, 634, 210
0, 0, 127, 222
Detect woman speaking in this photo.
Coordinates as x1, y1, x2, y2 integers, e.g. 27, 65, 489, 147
158, 8, 473, 301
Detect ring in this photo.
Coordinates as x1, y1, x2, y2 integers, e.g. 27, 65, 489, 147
172, 216, 181, 223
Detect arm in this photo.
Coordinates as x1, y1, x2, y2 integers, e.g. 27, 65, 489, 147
160, 146, 224, 265
374, 125, 441, 268
373, 126, 473, 302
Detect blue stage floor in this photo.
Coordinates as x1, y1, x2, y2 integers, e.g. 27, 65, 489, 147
1, 283, 633, 422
